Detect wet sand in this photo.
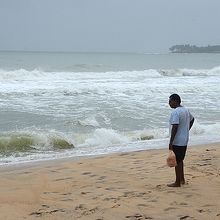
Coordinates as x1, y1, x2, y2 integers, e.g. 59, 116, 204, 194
0, 143, 220, 220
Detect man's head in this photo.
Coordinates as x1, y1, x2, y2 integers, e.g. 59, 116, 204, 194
169, 94, 181, 108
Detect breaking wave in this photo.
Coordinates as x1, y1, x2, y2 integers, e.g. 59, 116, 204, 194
0, 66, 219, 82
0, 132, 74, 156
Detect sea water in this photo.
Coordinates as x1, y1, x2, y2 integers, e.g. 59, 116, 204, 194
0, 51, 220, 165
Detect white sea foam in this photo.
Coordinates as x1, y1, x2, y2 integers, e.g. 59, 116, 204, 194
0, 64, 220, 165
159, 66, 220, 77
207, 66, 220, 75
79, 128, 129, 148
78, 116, 100, 127
0, 120, 220, 166
0, 66, 219, 82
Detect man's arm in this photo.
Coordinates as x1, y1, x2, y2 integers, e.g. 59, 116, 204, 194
169, 124, 178, 150
189, 118, 194, 130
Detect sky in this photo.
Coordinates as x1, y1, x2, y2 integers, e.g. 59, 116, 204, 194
0, 0, 220, 53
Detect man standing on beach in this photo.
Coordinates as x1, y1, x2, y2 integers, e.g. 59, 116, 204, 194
168, 94, 194, 187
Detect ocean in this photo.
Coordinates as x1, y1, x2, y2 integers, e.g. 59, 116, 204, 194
0, 51, 220, 166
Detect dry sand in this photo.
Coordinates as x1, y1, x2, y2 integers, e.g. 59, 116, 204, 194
0, 143, 220, 220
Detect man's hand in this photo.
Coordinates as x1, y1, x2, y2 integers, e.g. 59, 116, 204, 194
189, 118, 194, 130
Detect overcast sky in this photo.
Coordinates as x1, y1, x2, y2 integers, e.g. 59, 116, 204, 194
0, 0, 219, 53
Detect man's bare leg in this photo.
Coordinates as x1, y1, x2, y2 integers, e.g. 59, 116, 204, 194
167, 163, 181, 187
180, 161, 185, 184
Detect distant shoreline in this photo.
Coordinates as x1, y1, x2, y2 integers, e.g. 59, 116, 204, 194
171, 51, 220, 54
169, 44, 220, 53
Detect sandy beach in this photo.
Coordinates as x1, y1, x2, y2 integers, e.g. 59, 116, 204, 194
0, 143, 220, 220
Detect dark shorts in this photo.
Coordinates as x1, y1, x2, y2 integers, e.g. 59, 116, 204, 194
172, 145, 187, 163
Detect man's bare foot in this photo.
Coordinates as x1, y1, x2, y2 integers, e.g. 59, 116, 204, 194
181, 180, 185, 185
167, 182, 181, 187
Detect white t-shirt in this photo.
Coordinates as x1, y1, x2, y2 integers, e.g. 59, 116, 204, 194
169, 106, 194, 146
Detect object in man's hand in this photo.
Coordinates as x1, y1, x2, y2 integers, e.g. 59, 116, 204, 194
167, 150, 177, 167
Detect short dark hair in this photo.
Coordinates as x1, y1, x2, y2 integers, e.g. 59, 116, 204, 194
169, 94, 181, 104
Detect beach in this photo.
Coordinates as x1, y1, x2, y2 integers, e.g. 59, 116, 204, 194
0, 143, 220, 220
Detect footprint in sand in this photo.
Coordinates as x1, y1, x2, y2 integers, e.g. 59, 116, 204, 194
170, 201, 188, 206
206, 149, 216, 152
137, 204, 149, 207
197, 208, 212, 213
81, 191, 92, 195
54, 177, 73, 181
119, 153, 130, 156
82, 172, 92, 175
122, 191, 147, 198
97, 176, 107, 180
126, 213, 153, 219
179, 216, 195, 220
164, 207, 176, 211
30, 208, 65, 217
43, 191, 59, 194
103, 197, 118, 202
90, 174, 97, 177
75, 204, 98, 216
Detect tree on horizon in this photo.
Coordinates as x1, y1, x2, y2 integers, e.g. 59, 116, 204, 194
169, 44, 220, 53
